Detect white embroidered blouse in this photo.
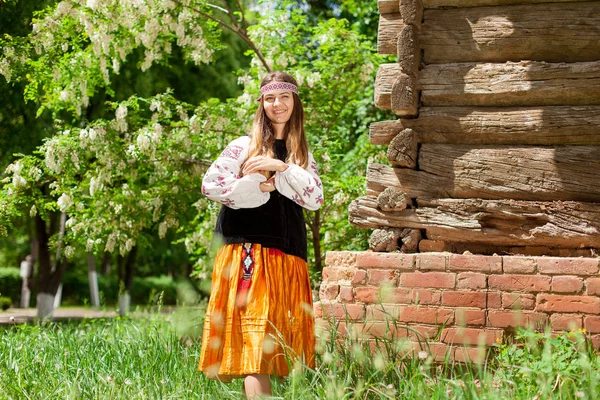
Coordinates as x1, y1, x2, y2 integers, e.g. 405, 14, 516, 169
201, 136, 324, 211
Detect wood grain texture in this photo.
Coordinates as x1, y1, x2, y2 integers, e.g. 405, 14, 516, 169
369, 107, 600, 146
367, 143, 600, 202
349, 196, 600, 248
378, 2, 600, 58
400, 0, 423, 25
387, 128, 418, 168
379, 0, 399, 14
378, 13, 406, 55
421, 2, 600, 63
398, 25, 420, 77
419, 61, 600, 107
392, 73, 419, 116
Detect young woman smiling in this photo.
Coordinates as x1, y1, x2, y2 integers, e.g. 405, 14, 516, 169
198, 71, 324, 398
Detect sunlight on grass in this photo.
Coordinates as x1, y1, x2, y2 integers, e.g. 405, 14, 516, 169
1, 307, 599, 399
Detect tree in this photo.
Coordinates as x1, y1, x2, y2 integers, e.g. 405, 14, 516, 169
0, 0, 386, 317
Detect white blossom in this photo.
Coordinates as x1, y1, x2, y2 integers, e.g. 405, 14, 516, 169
30, 205, 38, 217
57, 193, 73, 212
137, 133, 151, 152
63, 246, 75, 259
158, 221, 167, 238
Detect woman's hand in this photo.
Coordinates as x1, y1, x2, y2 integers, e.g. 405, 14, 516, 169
243, 156, 288, 176
259, 176, 276, 193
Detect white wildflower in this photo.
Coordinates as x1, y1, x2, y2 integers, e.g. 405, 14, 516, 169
30, 205, 37, 217
116, 104, 127, 121
137, 133, 151, 152
63, 246, 75, 259
189, 115, 201, 133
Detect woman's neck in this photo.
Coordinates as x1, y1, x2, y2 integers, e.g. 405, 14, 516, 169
273, 123, 286, 140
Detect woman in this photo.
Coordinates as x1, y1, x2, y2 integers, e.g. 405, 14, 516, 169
198, 71, 323, 398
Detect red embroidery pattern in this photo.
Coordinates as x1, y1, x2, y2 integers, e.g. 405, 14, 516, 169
260, 82, 299, 96
236, 243, 255, 308
220, 145, 243, 160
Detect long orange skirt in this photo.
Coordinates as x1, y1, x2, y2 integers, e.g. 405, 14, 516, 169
198, 243, 315, 381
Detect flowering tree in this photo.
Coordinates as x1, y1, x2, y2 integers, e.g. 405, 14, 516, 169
0, 0, 385, 315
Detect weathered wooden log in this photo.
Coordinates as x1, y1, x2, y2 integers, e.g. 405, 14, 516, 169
418, 61, 600, 107
349, 196, 600, 248
369, 106, 600, 146
379, 0, 399, 14
367, 144, 600, 202
375, 64, 400, 110
400, 228, 422, 252
370, 228, 403, 252
392, 74, 419, 116
424, 0, 593, 8
400, 0, 423, 26
398, 25, 420, 77
378, 13, 406, 55
418, 240, 596, 258
377, 187, 412, 211
421, 3, 600, 63
387, 128, 418, 168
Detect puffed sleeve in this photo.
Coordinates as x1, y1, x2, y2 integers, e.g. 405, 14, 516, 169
201, 136, 270, 209
274, 152, 324, 211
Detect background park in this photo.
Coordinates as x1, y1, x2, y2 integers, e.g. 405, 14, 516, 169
1, 0, 600, 398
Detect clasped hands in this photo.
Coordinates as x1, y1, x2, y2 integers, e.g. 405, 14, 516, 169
242, 156, 289, 193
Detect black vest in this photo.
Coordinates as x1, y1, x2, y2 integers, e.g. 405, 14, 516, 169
213, 139, 308, 261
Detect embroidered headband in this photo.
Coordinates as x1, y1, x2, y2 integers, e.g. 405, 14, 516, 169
257, 82, 299, 101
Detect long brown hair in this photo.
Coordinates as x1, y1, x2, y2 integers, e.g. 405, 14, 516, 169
247, 71, 309, 170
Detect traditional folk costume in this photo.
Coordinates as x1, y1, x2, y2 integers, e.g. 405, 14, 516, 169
198, 135, 324, 381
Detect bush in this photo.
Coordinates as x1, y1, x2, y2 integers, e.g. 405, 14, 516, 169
0, 268, 22, 306
0, 296, 11, 311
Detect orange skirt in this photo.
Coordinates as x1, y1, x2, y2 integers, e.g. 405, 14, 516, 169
198, 243, 315, 381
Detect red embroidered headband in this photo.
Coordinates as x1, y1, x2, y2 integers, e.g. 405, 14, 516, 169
257, 82, 299, 101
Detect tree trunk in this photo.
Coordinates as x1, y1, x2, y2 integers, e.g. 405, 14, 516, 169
87, 254, 100, 307
35, 214, 66, 320
117, 247, 137, 316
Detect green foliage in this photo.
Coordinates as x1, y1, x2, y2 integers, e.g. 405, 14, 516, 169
0, 267, 22, 305
0, 296, 11, 310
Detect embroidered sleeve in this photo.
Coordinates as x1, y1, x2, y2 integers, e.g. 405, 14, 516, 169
201, 136, 270, 209
274, 152, 324, 211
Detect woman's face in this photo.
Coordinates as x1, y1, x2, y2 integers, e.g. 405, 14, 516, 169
263, 91, 294, 125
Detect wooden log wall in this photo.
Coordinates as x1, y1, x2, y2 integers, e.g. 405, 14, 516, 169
359, 0, 600, 255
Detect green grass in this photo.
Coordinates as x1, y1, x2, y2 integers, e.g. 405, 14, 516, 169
1, 309, 599, 399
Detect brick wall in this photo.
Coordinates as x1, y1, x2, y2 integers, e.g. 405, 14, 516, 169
315, 251, 600, 361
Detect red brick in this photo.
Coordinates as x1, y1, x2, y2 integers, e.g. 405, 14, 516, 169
410, 342, 453, 362
592, 335, 600, 351
448, 255, 502, 274
352, 269, 367, 285
441, 327, 503, 346
488, 274, 551, 292
417, 253, 447, 271
502, 293, 536, 310
411, 289, 441, 305
398, 306, 454, 325
339, 286, 354, 303
487, 291, 502, 309
502, 257, 536, 274
409, 325, 441, 340
322, 267, 341, 282
368, 269, 399, 286
551, 276, 584, 293
399, 271, 456, 289
365, 304, 400, 320
320, 302, 365, 320
488, 310, 548, 329
454, 346, 487, 364
550, 314, 583, 331
354, 287, 380, 304
325, 251, 358, 268
457, 273, 487, 289
455, 309, 486, 327
536, 257, 599, 276
357, 252, 415, 270
536, 294, 600, 314
314, 303, 323, 319
359, 321, 411, 340
584, 316, 600, 333
319, 284, 339, 300
378, 287, 412, 304
442, 291, 487, 308
587, 278, 600, 296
